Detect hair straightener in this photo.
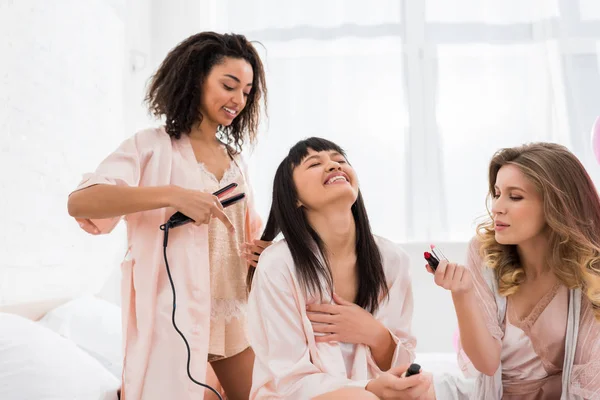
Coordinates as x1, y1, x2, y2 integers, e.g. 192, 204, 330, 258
166, 182, 245, 228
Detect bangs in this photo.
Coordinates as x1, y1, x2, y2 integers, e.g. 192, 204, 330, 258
287, 137, 347, 167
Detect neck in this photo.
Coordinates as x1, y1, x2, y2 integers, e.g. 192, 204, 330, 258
516, 233, 551, 280
188, 118, 219, 144
306, 206, 356, 261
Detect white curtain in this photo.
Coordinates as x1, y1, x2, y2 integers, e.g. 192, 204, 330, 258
204, 0, 600, 242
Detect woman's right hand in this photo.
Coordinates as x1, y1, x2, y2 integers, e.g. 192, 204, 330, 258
426, 260, 473, 295
426, 259, 500, 375
169, 186, 234, 232
365, 365, 433, 399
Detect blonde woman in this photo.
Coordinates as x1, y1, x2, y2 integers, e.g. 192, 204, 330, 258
429, 143, 600, 399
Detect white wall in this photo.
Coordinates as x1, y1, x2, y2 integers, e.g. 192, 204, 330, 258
124, 0, 154, 135
0, 0, 130, 304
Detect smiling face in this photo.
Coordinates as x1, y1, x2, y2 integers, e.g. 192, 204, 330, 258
491, 164, 547, 245
199, 56, 254, 127
292, 148, 359, 212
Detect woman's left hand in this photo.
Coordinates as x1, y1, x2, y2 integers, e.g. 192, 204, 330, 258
307, 293, 386, 347
241, 239, 273, 267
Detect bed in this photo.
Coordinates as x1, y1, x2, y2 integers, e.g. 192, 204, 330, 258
0, 296, 122, 400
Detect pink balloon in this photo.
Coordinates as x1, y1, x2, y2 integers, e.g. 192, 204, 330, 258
592, 116, 600, 164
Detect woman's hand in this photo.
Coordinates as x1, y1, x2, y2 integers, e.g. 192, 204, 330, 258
306, 293, 386, 347
426, 260, 500, 375
169, 186, 234, 231
365, 365, 433, 400
241, 240, 273, 267
426, 260, 473, 295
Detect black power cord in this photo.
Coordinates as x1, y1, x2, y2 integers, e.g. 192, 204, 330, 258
160, 221, 223, 400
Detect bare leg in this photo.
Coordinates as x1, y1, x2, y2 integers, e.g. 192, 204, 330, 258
203, 362, 225, 400
210, 347, 254, 400
312, 388, 380, 399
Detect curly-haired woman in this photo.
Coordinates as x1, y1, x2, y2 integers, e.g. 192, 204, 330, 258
67, 32, 269, 400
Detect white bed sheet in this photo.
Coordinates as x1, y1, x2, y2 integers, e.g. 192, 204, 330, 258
0, 312, 120, 400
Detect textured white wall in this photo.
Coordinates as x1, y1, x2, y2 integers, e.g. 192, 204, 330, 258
0, 0, 129, 304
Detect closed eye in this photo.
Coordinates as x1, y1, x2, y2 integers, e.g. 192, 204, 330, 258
493, 193, 523, 201
223, 84, 234, 91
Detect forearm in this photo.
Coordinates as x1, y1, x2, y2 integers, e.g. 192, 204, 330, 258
68, 184, 175, 219
367, 323, 397, 371
452, 290, 501, 375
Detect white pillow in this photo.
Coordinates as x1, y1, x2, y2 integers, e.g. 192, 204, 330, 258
0, 312, 120, 400
37, 295, 122, 379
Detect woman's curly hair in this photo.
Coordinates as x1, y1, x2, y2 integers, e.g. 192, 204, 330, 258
477, 143, 600, 320
145, 31, 267, 153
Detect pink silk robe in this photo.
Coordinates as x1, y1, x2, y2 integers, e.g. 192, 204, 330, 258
70, 127, 262, 400
247, 236, 417, 399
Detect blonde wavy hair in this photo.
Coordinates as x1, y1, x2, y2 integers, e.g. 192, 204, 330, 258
476, 142, 600, 320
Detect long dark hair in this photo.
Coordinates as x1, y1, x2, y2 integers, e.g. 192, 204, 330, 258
247, 138, 388, 313
145, 31, 267, 153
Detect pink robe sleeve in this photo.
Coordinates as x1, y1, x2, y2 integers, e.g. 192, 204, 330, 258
457, 237, 504, 376
366, 245, 416, 372
570, 298, 600, 399
247, 247, 370, 400
70, 136, 141, 235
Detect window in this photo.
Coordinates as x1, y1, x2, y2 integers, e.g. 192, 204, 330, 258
208, 0, 600, 242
